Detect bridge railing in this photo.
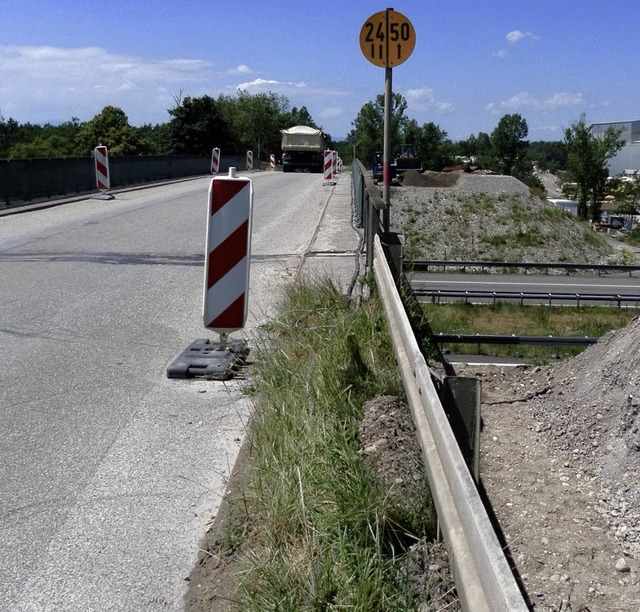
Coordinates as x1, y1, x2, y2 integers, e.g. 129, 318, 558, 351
352, 159, 388, 274
352, 158, 528, 609
0, 154, 245, 207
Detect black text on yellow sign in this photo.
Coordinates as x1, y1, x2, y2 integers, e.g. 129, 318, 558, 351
359, 9, 416, 68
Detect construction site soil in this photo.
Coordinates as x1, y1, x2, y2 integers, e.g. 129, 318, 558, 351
187, 172, 640, 611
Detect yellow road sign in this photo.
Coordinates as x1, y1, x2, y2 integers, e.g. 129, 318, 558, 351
359, 9, 416, 68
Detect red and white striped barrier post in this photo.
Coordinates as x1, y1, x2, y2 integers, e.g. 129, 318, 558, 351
270, 154, 275, 171
203, 168, 253, 336
246, 150, 253, 171
94, 145, 110, 191
323, 149, 333, 183
211, 147, 221, 174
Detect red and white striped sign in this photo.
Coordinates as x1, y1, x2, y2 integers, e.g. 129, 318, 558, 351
323, 149, 333, 181
270, 153, 275, 171
246, 150, 253, 171
94, 145, 110, 191
203, 169, 253, 333
211, 147, 221, 174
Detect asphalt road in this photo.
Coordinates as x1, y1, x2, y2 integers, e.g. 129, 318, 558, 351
0, 171, 358, 611
410, 272, 640, 306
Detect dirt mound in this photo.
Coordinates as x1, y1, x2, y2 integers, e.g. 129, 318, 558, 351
515, 316, 640, 477
401, 170, 461, 188
358, 395, 460, 609
468, 314, 640, 609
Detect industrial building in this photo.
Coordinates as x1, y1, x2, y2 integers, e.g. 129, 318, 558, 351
591, 120, 640, 177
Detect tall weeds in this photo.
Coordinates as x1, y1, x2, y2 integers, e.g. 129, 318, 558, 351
230, 279, 436, 610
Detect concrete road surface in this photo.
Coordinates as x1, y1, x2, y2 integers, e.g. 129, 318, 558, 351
0, 171, 359, 611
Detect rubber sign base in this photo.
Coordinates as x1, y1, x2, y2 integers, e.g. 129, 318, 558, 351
166, 338, 249, 380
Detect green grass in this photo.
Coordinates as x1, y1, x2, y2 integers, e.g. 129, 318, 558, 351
227, 279, 437, 610
422, 302, 637, 362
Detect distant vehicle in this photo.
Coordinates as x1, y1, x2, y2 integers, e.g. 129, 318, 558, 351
372, 145, 421, 184
280, 126, 327, 173
395, 144, 422, 174
372, 151, 396, 184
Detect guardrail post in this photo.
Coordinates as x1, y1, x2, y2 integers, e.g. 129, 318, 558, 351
365, 190, 375, 274
379, 232, 404, 278
440, 377, 482, 484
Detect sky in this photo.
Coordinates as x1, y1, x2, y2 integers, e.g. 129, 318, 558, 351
1, 0, 639, 142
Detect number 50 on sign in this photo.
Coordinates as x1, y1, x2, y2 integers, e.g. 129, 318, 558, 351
359, 8, 416, 68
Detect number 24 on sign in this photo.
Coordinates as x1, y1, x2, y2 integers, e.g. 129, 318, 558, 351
359, 10, 416, 68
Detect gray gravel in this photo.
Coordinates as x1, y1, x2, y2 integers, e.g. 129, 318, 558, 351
389, 172, 617, 264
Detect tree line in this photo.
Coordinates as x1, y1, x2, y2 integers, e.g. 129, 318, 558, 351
0, 92, 325, 161
1, 90, 630, 221
347, 93, 628, 221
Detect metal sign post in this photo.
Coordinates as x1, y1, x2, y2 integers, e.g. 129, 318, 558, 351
360, 8, 416, 232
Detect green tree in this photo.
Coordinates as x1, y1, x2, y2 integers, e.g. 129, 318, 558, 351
455, 134, 479, 158
168, 96, 231, 155
219, 91, 291, 159
8, 118, 83, 158
610, 175, 640, 215
564, 114, 625, 220
75, 106, 155, 156
474, 132, 494, 168
287, 105, 317, 128
348, 92, 408, 167
0, 114, 20, 157
416, 122, 454, 171
491, 113, 529, 176
138, 122, 171, 155
528, 140, 567, 173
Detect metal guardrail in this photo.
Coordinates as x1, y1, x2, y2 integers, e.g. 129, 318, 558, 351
433, 333, 598, 347
352, 160, 386, 273
406, 259, 640, 276
373, 235, 527, 611
0, 154, 245, 206
354, 160, 528, 608
413, 288, 640, 307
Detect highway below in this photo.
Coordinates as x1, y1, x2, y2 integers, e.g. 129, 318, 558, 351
409, 271, 640, 306
0, 171, 357, 611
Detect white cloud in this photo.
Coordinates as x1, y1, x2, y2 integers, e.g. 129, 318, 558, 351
0, 45, 214, 124
236, 78, 286, 90
0, 44, 352, 130
232, 78, 349, 107
318, 107, 344, 120
490, 91, 585, 112
493, 49, 508, 59
227, 64, 253, 75
506, 30, 540, 44
405, 87, 454, 113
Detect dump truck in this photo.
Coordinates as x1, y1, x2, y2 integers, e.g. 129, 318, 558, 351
281, 125, 327, 173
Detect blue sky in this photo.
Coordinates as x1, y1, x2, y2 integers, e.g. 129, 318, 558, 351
1, 0, 638, 141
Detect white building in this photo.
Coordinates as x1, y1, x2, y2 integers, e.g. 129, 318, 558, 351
591, 120, 640, 177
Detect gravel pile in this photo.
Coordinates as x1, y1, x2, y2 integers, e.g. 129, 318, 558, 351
522, 316, 640, 546
472, 317, 640, 609
389, 172, 614, 263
